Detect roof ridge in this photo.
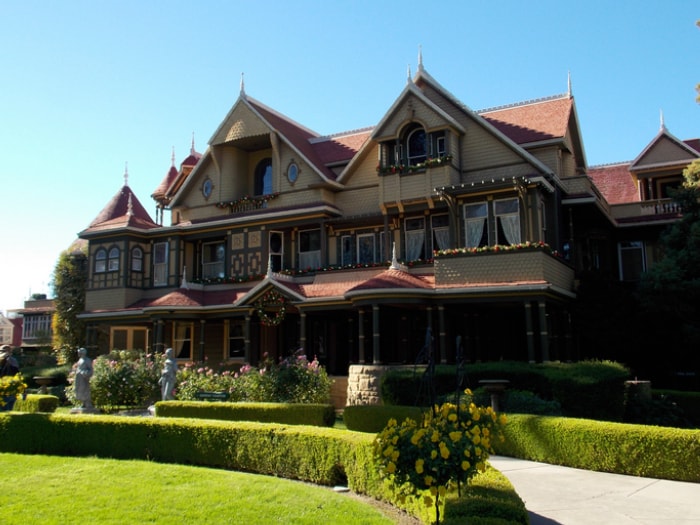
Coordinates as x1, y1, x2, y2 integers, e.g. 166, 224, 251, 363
246, 96, 320, 138
588, 161, 632, 169
477, 93, 569, 114
309, 126, 375, 143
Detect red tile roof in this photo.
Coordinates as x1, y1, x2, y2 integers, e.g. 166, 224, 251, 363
87, 185, 157, 230
587, 163, 639, 204
310, 129, 372, 166
480, 96, 573, 145
128, 288, 243, 309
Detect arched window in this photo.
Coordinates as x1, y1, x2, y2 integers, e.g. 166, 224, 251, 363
131, 247, 143, 272
254, 158, 273, 195
95, 248, 107, 273
406, 126, 426, 166
108, 247, 120, 271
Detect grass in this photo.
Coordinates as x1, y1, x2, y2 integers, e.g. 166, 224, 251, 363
0, 453, 396, 524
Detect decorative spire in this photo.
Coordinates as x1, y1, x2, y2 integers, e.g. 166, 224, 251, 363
123, 162, 129, 187
417, 45, 424, 71
567, 71, 572, 97
171, 146, 176, 167
407, 64, 412, 84
240, 72, 246, 97
266, 252, 273, 278
126, 193, 133, 217
181, 266, 189, 289
390, 242, 401, 270
660, 109, 666, 131
190, 132, 196, 154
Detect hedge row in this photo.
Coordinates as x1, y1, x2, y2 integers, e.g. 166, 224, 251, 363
155, 401, 336, 427
343, 404, 426, 433
496, 413, 700, 482
12, 394, 60, 413
0, 413, 527, 524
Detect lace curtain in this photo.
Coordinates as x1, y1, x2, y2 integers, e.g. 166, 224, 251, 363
434, 228, 450, 251
465, 219, 486, 248
499, 215, 521, 245
405, 230, 425, 260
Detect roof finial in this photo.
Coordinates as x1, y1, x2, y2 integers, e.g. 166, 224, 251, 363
123, 162, 129, 187
181, 266, 189, 289
390, 242, 401, 270
266, 251, 273, 278
407, 64, 412, 84
660, 109, 666, 131
567, 70, 572, 97
240, 72, 246, 96
191, 132, 196, 154
417, 45, 424, 71
126, 193, 133, 217
171, 146, 176, 167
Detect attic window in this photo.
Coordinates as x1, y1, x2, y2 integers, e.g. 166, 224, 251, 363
254, 158, 273, 196
407, 127, 427, 166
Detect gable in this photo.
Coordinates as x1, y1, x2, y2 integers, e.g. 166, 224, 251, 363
210, 100, 273, 148
632, 134, 700, 171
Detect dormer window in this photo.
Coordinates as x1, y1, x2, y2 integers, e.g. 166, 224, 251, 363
407, 126, 427, 166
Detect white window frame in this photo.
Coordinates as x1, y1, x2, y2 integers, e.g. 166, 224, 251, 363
463, 202, 489, 248
618, 241, 646, 282
131, 247, 143, 272
494, 197, 521, 245
108, 247, 120, 272
202, 241, 225, 279
173, 322, 194, 360
95, 248, 107, 273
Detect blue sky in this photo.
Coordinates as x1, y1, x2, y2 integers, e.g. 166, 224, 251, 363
0, 1, 698, 314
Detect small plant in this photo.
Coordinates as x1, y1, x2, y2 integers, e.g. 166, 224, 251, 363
0, 374, 27, 409
374, 390, 506, 524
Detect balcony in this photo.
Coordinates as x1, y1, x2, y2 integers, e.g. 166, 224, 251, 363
434, 243, 575, 292
611, 198, 682, 222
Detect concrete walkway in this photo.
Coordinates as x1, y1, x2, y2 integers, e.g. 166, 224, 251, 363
489, 456, 700, 525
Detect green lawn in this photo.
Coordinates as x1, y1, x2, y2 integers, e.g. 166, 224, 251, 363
0, 453, 395, 524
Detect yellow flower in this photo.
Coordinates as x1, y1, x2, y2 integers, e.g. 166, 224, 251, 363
423, 495, 433, 507
383, 445, 394, 457
391, 450, 400, 462
431, 430, 440, 443
477, 461, 486, 472
472, 435, 481, 445
448, 413, 457, 422
430, 486, 438, 496
439, 442, 450, 459
424, 475, 434, 486
387, 462, 396, 474
431, 449, 438, 460
449, 431, 462, 442
461, 460, 470, 471
415, 459, 424, 474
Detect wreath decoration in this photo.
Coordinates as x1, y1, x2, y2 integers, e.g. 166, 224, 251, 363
254, 289, 287, 326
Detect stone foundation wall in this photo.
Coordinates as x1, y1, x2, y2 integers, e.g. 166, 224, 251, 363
346, 364, 390, 406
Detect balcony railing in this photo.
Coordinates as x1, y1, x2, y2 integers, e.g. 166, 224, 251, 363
611, 198, 682, 221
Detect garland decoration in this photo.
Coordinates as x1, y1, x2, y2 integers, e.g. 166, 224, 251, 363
254, 289, 287, 326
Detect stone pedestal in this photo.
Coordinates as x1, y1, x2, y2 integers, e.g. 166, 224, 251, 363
479, 379, 510, 412
346, 365, 390, 406
625, 380, 652, 403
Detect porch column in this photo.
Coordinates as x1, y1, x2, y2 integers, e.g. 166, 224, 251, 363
244, 314, 251, 363
358, 308, 366, 363
372, 304, 381, 364
348, 314, 355, 363
299, 311, 307, 351
154, 318, 165, 353
524, 302, 535, 363
438, 305, 447, 364
199, 320, 206, 362
538, 300, 550, 362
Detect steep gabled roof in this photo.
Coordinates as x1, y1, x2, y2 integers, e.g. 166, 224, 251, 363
630, 125, 700, 172
83, 184, 158, 233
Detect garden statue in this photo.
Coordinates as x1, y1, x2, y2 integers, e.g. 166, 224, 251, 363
159, 348, 177, 400
74, 347, 94, 410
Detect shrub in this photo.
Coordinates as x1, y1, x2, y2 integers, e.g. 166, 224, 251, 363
13, 394, 59, 413
66, 350, 163, 410
343, 405, 427, 433
156, 401, 336, 426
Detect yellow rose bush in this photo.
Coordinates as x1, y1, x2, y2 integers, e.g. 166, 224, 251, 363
373, 389, 507, 523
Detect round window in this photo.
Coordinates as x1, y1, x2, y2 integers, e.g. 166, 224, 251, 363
287, 163, 298, 183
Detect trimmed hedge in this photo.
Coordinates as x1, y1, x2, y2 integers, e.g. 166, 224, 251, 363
155, 401, 336, 427
496, 413, 700, 482
0, 413, 527, 524
343, 404, 426, 433
12, 394, 60, 413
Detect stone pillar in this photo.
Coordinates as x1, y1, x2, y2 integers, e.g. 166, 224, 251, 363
346, 364, 389, 406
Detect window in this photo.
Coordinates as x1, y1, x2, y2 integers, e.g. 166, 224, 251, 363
433, 133, 446, 158
431, 214, 450, 253
107, 247, 120, 271
406, 127, 427, 166
341, 235, 353, 266
153, 241, 168, 286
464, 202, 488, 248
173, 322, 193, 359
269, 231, 283, 272
228, 320, 245, 359
299, 229, 321, 269
202, 241, 225, 279
254, 158, 273, 196
131, 247, 143, 272
619, 241, 646, 281
110, 327, 149, 351
357, 233, 375, 264
287, 162, 298, 184
494, 198, 521, 245
22, 314, 52, 340
95, 248, 107, 273
405, 217, 426, 260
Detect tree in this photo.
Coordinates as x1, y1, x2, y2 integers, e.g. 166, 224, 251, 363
638, 160, 700, 385
51, 241, 88, 364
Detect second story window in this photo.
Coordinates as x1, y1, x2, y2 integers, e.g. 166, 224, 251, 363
153, 241, 168, 286
131, 247, 143, 272
494, 198, 521, 245
108, 247, 120, 271
405, 217, 426, 260
95, 248, 107, 273
299, 229, 321, 269
202, 241, 225, 279
254, 158, 273, 196
407, 127, 427, 166
464, 203, 489, 248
